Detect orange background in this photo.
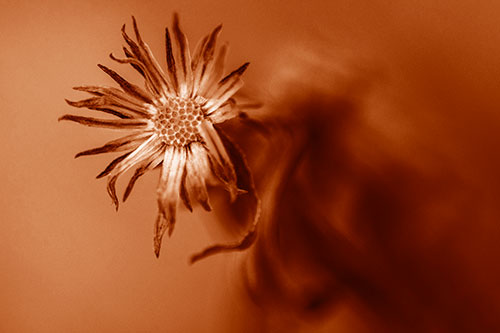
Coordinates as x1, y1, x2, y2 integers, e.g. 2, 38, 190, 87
2, 0, 500, 332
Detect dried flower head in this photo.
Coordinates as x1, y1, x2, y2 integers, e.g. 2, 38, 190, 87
60, 14, 259, 261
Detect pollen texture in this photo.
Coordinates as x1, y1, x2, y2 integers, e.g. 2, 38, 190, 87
154, 97, 204, 146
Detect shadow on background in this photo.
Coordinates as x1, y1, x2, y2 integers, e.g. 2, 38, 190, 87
224, 63, 500, 332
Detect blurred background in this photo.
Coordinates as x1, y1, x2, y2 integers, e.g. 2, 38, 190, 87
2, 0, 500, 332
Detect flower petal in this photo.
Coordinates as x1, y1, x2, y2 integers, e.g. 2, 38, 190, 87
203, 62, 249, 113
58, 115, 149, 129
164, 28, 179, 93
185, 142, 212, 211
122, 46, 146, 77
153, 211, 170, 258
120, 18, 172, 97
65, 98, 131, 119
155, 146, 187, 256
198, 121, 238, 200
70, 85, 153, 118
190, 231, 257, 264
179, 168, 192, 212
190, 129, 260, 264
97, 64, 153, 103
75, 132, 151, 158
107, 175, 120, 210
191, 25, 222, 97
107, 134, 162, 178
190, 35, 209, 73
123, 147, 164, 202
198, 43, 228, 97
206, 99, 239, 124
171, 13, 193, 97
96, 152, 131, 179
104, 135, 163, 209
109, 53, 160, 96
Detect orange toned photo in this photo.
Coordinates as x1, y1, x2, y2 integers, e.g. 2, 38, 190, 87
2, 1, 500, 332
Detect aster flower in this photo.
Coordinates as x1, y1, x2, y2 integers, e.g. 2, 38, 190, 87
60, 14, 260, 261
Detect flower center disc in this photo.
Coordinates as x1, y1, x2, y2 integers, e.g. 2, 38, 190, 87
154, 97, 204, 147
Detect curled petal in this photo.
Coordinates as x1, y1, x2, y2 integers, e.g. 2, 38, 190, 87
190, 129, 260, 264
190, 229, 257, 264
122, 46, 146, 77
107, 175, 119, 210
109, 53, 160, 97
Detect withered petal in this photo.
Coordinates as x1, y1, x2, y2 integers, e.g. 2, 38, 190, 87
190, 35, 209, 72
97, 64, 153, 103
202, 24, 222, 63
155, 147, 186, 256
199, 121, 238, 200
122, 19, 171, 97
219, 62, 250, 85
190, 228, 257, 264
75, 132, 150, 158
123, 46, 145, 77
191, 128, 260, 264
108, 135, 162, 179
123, 166, 146, 202
180, 168, 192, 212
109, 53, 158, 96
65, 98, 129, 119
70, 86, 153, 118
185, 143, 212, 211
207, 99, 239, 123
96, 152, 131, 179
165, 28, 178, 92
203, 63, 247, 113
59, 115, 148, 129
107, 175, 119, 210
153, 210, 172, 258
123, 148, 164, 202
171, 13, 193, 97
191, 24, 222, 97
198, 43, 228, 97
